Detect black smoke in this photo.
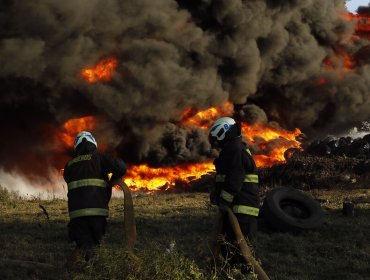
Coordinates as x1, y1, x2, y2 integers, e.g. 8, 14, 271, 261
0, 0, 369, 180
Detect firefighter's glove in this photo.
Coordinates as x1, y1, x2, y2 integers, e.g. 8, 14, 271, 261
219, 197, 233, 209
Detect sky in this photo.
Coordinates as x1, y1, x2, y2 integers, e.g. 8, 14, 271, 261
346, 0, 368, 12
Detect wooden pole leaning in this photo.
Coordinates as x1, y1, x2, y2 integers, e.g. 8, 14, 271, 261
220, 205, 270, 280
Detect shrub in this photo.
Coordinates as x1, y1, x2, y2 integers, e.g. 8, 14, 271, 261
71, 245, 206, 280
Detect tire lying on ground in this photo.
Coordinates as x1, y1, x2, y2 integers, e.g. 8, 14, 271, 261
261, 187, 324, 232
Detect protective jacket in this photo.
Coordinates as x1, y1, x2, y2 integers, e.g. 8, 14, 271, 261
214, 136, 260, 217
64, 150, 126, 219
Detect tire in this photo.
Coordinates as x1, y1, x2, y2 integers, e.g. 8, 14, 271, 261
261, 187, 324, 232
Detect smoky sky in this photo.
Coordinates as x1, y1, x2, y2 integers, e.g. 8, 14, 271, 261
0, 0, 369, 179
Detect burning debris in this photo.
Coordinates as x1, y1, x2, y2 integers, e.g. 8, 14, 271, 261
0, 1, 370, 192
259, 131, 370, 190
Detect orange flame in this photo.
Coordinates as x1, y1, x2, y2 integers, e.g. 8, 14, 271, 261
180, 103, 233, 129
242, 123, 301, 167
121, 104, 301, 191
179, 104, 301, 166
125, 162, 214, 191
316, 11, 370, 84
241, 122, 301, 142
59, 116, 96, 148
58, 107, 301, 191
322, 45, 355, 73
316, 11, 370, 85
81, 57, 118, 84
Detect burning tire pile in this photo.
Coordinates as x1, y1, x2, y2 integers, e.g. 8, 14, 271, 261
260, 133, 370, 190
305, 134, 370, 158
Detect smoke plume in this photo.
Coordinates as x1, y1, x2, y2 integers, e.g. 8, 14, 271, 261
0, 0, 369, 183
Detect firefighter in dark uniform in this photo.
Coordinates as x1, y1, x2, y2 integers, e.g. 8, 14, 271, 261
208, 117, 260, 270
63, 131, 126, 263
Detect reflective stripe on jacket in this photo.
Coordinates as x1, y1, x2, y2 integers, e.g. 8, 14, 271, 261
64, 151, 124, 219
214, 137, 260, 217
216, 174, 259, 183
67, 179, 107, 190
69, 208, 109, 219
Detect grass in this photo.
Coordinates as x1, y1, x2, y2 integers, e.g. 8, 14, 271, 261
0, 186, 370, 279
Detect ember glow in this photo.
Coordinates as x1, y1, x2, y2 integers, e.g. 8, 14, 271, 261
59, 116, 96, 148
81, 57, 118, 84
324, 46, 355, 71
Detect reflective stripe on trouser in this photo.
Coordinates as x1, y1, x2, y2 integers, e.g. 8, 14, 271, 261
69, 208, 109, 219
244, 174, 258, 183
233, 205, 260, 216
220, 190, 234, 203
215, 174, 259, 183
68, 179, 107, 190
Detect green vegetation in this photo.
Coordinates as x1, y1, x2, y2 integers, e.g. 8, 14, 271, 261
1, 186, 370, 279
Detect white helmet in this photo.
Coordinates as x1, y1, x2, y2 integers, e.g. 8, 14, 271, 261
209, 117, 236, 142
74, 131, 97, 150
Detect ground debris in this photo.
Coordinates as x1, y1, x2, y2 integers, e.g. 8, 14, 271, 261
259, 153, 369, 190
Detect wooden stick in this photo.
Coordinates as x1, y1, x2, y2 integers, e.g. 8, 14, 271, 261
221, 205, 270, 280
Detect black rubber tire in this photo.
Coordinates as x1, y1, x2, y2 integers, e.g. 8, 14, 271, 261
261, 187, 324, 232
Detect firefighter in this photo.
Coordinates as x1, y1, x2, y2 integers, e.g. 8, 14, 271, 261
208, 117, 260, 271
63, 131, 126, 264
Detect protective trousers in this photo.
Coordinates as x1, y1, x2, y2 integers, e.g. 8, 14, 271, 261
68, 216, 107, 251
